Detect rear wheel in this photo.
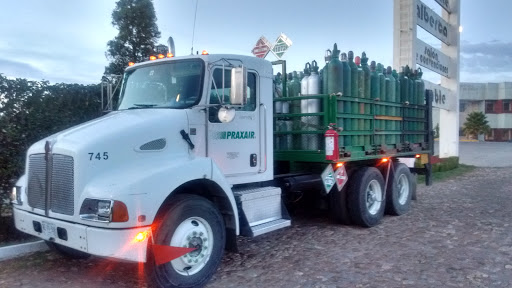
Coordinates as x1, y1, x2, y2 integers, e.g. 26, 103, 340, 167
348, 167, 386, 227
385, 163, 413, 216
45, 241, 90, 259
146, 195, 225, 288
329, 186, 351, 225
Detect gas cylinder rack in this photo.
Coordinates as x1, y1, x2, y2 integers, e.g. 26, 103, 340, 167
273, 43, 432, 170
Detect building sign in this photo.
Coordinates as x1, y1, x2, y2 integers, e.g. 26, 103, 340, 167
251, 36, 272, 59
416, 0, 453, 45
435, 0, 451, 13
271, 33, 293, 59
424, 80, 456, 111
415, 39, 451, 78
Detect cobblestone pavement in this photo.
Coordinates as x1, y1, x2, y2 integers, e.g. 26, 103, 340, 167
1, 167, 511, 288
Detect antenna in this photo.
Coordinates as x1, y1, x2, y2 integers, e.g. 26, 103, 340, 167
191, 0, 199, 55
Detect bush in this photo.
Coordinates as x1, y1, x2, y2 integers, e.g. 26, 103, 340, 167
0, 74, 103, 226
415, 156, 459, 172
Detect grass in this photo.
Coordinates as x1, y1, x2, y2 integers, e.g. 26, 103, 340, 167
418, 164, 476, 184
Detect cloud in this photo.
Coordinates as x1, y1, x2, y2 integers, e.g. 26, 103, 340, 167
0, 59, 46, 80
460, 41, 512, 80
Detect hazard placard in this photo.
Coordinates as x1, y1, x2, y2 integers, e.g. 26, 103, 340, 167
321, 164, 335, 194
251, 36, 272, 59
334, 165, 348, 191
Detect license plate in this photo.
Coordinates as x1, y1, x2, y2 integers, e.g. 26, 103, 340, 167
42, 221, 57, 239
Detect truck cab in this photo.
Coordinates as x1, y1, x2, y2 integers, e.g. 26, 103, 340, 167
12, 53, 287, 287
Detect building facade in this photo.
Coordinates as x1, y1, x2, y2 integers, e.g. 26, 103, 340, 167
459, 82, 512, 141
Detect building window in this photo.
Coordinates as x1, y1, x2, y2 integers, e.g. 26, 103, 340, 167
504, 100, 511, 113
459, 102, 466, 112
485, 101, 496, 113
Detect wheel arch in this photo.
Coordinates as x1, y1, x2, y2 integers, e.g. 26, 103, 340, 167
153, 178, 238, 252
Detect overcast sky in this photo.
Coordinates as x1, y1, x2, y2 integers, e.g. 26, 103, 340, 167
1, 0, 511, 84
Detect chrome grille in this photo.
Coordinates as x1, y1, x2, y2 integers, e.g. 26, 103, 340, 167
50, 154, 74, 215
27, 153, 75, 215
27, 154, 46, 210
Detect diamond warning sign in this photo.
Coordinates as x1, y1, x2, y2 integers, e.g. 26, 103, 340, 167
321, 164, 335, 194
251, 36, 272, 58
271, 33, 292, 59
334, 165, 348, 191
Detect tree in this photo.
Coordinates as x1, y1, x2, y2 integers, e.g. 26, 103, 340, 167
462, 111, 491, 139
104, 0, 161, 76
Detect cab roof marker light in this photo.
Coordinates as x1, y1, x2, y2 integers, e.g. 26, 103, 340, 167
158, 54, 165, 59
149, 55, 157, 60
201, 50, 208, 55
128, 62, 135, 66
167, 53, 174, 58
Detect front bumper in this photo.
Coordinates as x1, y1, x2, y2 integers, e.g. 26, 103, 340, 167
13, 207, 150, 262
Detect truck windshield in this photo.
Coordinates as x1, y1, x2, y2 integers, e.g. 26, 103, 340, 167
118, 59, 204, 110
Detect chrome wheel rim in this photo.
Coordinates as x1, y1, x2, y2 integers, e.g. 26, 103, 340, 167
366, 179, 383, 215
397, 174, 410, 205
169, 217, 214, 276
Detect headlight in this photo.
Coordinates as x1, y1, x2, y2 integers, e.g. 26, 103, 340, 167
80, 198, 129, 223
11, 186, 22, 205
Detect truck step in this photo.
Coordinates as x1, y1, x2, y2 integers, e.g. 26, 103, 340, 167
233, 186, 291, 237
250, 219, 291, 237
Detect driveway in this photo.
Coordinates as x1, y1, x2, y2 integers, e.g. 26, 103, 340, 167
1, 167, 511, 287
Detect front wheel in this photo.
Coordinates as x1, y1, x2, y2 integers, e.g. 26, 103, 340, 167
146, 195, 225, 288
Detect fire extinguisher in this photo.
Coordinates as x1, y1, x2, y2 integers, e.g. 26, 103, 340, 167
325, 123, 339, 161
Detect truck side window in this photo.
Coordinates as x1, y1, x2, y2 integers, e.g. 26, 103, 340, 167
209, 69, 257, 122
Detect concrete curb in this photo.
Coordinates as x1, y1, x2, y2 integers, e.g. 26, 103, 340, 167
0, 240, 49, 261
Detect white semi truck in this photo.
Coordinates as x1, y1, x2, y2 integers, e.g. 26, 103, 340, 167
11, 47, 432, 287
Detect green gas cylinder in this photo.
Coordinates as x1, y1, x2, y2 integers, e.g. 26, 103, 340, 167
370, 61, 380, 99
416, 68, 425, 105
286, 72, 293, 98
322, 49, 332, 94
355, 56, 364, 99
361, 52, 371, 99
377, 63, 386, 102
290, 71, 301, 101
340, 52, 351, 97
386, 66, 396, 103
399, 66, 409, 104
348, 51, 359, 99
326, 44, 343, 95
408, 67, 415, 106
392, 69, 400, 104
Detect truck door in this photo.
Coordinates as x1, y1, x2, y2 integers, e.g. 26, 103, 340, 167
207, 67, 260, 179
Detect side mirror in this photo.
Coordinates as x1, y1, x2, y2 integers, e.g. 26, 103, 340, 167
230, 66, 247, 105
217, 107, 236, 123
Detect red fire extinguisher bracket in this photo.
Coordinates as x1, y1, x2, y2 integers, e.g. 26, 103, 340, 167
325, 123, 339, 161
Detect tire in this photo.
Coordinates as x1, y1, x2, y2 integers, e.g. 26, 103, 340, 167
329, 185, 351, 225
348, 167, 385, 227
45, 241, 90, 260
411, 173, 418, 201
385, 163, 413, 216
146, 195, 225, 288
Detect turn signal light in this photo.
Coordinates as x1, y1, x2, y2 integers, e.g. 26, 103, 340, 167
336, 162, 344, 168
201, 50, 209, 55
128, 62, 135, 66
134, 231, 148, 242
112, 201, 129, 222
381, 158, 389, 163
415, 154, 421, 158
149, 55, 157, 60
167, 53, 174, 58
158, 54, 165, 59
